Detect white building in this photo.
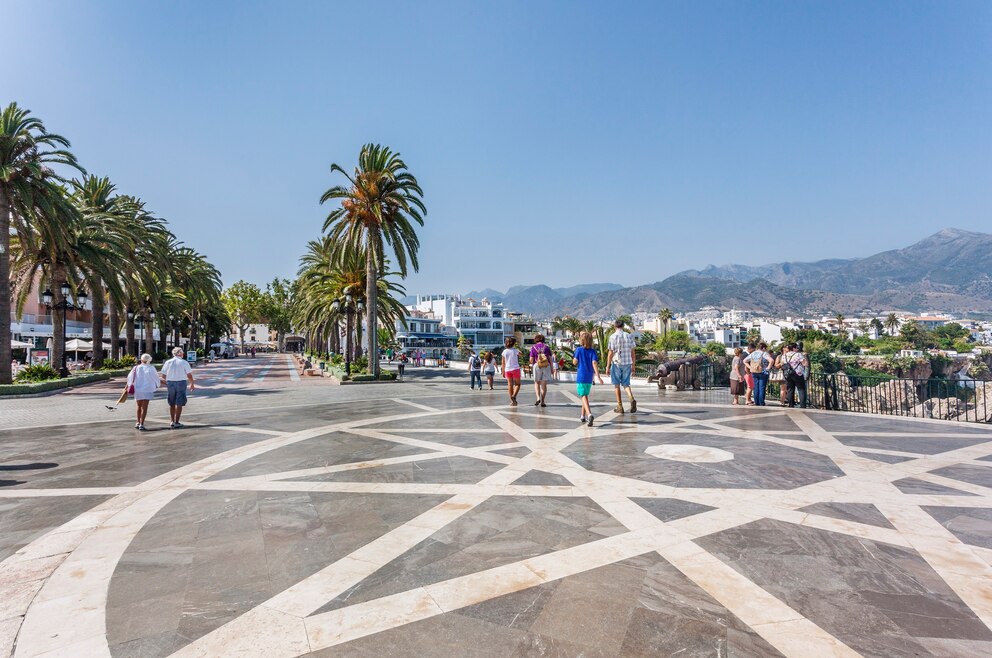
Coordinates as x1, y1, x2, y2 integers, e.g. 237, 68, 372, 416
394, 311, 457, 358
233, 323, 271, 345
414, 295, 507, 352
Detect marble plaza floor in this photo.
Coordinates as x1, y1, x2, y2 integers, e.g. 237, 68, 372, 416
2, 354, 992, 657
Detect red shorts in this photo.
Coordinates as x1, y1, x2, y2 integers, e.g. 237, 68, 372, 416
745, 373, 754, 388
504, 369, 521, 380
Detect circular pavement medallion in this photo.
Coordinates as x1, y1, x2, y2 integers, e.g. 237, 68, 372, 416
645, 443, 735, 463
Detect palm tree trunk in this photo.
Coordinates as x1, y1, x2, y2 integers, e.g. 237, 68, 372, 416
145, 318, 154, 358
52, 270, 67, 374
109, 301, 120, 360
91, 283, 105, 368
126, 315, 135, 357
366, 256, 378, 377
0, 188, 13, 384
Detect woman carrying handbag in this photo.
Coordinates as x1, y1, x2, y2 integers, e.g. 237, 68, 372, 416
126, 353, 161, 431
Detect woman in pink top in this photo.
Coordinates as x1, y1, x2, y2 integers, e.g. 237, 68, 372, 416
501, 337, 522, 406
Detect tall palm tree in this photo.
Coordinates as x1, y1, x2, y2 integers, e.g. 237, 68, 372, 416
10, 181, 138, 371
294, 236, 407, 365
70, 175, 136, 367
321, 144, 426, 377
0, 103, 83, 383
658, 308, 673, 340
885, 313, 900, 336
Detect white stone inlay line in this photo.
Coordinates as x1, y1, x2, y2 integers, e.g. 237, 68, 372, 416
4, 398, 992, 658
286, 354, 300, 381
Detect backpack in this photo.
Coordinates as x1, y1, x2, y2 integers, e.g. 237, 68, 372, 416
470, 355, 481, 369
536, 347, 550, 368
748, 352, 765, 374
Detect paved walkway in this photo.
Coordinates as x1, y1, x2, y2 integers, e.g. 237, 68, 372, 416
1, 355, 992, 657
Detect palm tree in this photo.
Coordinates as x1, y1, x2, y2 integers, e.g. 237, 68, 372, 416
885, 313, 900, 336
294, 236, 408, 367
11, 183, 135, 371
658, 308, 673, 340
0, 103, 83, 383
70, 175, 137, 367
321, 144, 426, 377
870, 318, 885, 337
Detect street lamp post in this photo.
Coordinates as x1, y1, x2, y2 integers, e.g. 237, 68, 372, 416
126, 306, 155, 357
42, 282, 87, 378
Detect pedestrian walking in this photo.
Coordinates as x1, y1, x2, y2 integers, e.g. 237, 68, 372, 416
501, 337, 522, 406
468, 350, 483, 390
606, 319, 637, 414
573, 331, 603, 426
552, 354, 560, 381
744, 342, 771, 406
160, 347, 195, 429
529, 334, 554, 407
397, 352, 408, 379
483, 352, 497, 389
729, 347, 746, 405
127, 353, 160, 431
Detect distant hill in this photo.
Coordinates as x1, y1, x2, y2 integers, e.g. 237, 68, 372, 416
481, 229, 992, 319
684, 228, 992, 296
461, 283, 624, 316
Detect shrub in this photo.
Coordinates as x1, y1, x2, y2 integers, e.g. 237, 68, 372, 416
14, 364, 60, 382
100, 355, 137, 370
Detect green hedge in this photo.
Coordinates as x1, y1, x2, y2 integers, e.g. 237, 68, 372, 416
0, 368, 131, 396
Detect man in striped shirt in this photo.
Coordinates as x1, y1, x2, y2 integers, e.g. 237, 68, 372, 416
606, 319, 637, 414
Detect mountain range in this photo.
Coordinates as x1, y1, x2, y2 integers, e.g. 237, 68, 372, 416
461, 229, 992, 319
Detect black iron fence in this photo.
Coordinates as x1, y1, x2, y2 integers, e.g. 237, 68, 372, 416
808, 373, 991, 424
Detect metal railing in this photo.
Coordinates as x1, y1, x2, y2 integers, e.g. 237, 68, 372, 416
809, 373, 991, 424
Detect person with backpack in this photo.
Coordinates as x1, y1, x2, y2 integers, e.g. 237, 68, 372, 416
529, 334, 554, 407
467, 350, 483, 390
782, 343, 810, 408
744, 342, 771, 406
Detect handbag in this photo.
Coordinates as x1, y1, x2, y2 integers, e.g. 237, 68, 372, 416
127, 366, 136, 394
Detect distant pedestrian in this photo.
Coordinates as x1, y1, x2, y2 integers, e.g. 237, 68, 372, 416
783, 343, 809, 408
397, 352, 408, 379
729, 347, 746, 405
744, 342, 771, 406
771, 344, 789, 405
501, 337, 522, 406
160, 347, 195, 429
251, 347, 256, 358
127, 353, 160, 431
573, 331, 603, 426
606, 319, 637, 414
530, 334, 554, 407
468, 350, 483, 390
483, 352, 497, 389
743, 344, 755, 405
552, 353, 561, 380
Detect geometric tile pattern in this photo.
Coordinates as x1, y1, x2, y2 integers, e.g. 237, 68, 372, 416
1, 373, 992, 657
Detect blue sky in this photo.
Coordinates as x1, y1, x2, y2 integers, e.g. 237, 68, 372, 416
3, 1, 990, 294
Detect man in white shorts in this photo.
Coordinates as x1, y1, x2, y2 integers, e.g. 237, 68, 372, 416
161, 347, 195, 429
